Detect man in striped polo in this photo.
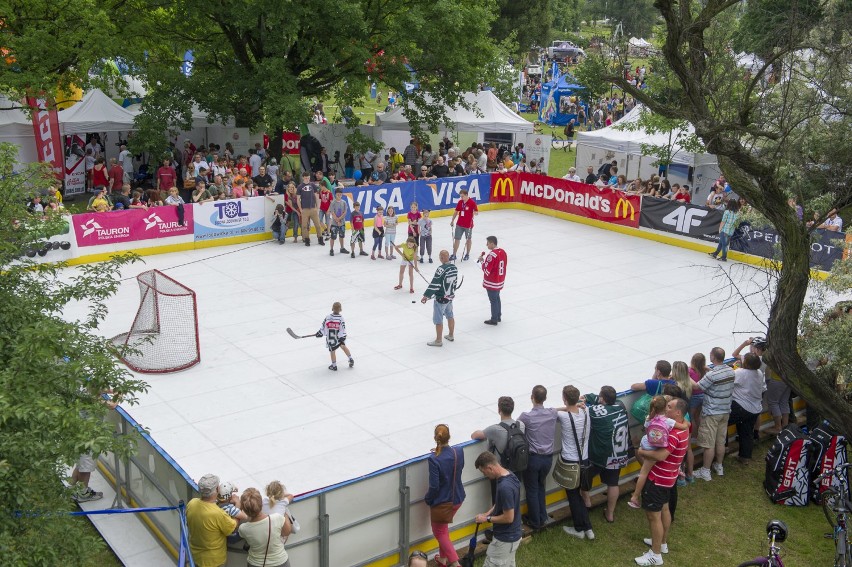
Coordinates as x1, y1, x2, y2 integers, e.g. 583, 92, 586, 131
693, 347, 736, 481
635, 397, 689, 566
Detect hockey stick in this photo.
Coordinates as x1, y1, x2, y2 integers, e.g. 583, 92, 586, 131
286, 327, 317, 339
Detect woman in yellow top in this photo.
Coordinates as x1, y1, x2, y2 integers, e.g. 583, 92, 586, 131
393, 236, 420, 293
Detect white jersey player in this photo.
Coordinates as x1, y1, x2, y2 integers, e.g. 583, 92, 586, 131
317, 301, 354, 371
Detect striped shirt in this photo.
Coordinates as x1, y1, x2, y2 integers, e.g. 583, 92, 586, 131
698, 364, 736, 415
319, 313, 347, 349
647, 426, 689, 488
424, 262, 458, 302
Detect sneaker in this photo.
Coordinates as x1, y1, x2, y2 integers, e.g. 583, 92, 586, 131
463, 254, 470, 261
707, 253, 716, 259
693, 468, 712, 481
330, 249, 334, 256
676, 477, 687, 487
360, 251, 369, 256
73, 488, 103, 502
340, 248, 349, 254
585, 529, 595, 540
686, 476, 696, 484
349, 358, 354, 368
719, 258, 728, 262
371, 254, 376, 260
449, 254, 457, 261
350, 251, 355, 258
563, 526, 586, 539
429, 258, 433, 263
329, 364, 337, 371
278, 240, 284, 245
377, 254, 384, 259
643, 539, 669, 554
712, 463, 724, 476
444, 334, 454, 342
318, 238, 324, 245
305, 240, 311, 246
419, 256, 424, 263
484, 320, 498, 326
427, 340, 443, 347
635, 550, 664, 565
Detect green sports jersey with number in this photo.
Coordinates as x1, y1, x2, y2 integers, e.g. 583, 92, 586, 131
583, 394, 630, 469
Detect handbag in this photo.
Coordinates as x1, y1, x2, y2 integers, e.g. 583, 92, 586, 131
630, 381, 663, 424
430, 447, 458, 524
552, 409, 591, 490
261, 515, 271, 567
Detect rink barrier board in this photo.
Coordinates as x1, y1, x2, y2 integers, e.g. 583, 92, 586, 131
98, 383, 806, 567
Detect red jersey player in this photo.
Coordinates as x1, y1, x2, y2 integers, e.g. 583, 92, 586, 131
349, 201, 368, 257
449, 188, 478, 261
478, 235, 507, 325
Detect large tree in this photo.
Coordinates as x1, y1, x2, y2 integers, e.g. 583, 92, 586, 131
0, 144, 147, 563
124, 0, 501, 157
602, 1, 852, 433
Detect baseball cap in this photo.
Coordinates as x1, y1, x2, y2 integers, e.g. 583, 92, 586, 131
197, 474, 220, 497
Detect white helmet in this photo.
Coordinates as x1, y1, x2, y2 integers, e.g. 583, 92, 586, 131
218, 481, 236, 499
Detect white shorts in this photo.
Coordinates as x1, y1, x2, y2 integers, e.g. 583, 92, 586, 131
400, 256, 415, 266
77, 453, 97, 473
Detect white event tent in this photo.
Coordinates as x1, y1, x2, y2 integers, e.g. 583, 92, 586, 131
57, 89, 138, 133
377, 90, 533, 134
575, 105, 721, 198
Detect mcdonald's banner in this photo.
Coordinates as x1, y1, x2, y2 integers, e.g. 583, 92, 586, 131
489, 172, 641, 228
25, 96, 64, 180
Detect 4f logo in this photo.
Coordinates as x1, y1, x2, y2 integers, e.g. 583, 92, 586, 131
662, 206, 708, 234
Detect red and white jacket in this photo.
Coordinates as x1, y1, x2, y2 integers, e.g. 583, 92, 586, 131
481, 248, 507, 290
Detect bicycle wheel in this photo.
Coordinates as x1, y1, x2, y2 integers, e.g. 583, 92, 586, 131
823, 489, 841, 529
551, 135, 564, 150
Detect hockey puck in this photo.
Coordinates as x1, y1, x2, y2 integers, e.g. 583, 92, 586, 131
411, 300, 416, 303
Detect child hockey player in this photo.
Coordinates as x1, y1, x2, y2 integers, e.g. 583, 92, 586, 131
317, 302, 354, 371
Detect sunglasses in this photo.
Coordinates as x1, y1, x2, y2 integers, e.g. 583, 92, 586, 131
409, 551, 427, 560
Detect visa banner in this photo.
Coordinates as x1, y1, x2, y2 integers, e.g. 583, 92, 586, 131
74, 206, 194, 247
193, 197, 266, 240
339, 174, 491, 220
490, 172, 641, 228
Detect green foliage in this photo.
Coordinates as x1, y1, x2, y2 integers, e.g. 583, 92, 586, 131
492, 0, 552, 52
584, 0, 658, 39
550, 0, 582, 34
126, 0, 500, 150
572, 54, 613, 103
0, 143, 147, 564
734, 0, 824, 59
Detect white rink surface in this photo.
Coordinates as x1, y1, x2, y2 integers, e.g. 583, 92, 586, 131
62, 209, 768, 496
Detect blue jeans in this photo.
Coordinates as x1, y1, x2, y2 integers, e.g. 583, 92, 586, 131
486, 289, 501, 322
523, 453, 552, 528
713, 231, 730, 259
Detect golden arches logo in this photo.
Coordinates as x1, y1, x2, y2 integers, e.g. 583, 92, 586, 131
614, 198, 635, 221
492, 177, 514, 198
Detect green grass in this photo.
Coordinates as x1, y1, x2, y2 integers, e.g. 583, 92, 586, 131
474, 442, 832, 565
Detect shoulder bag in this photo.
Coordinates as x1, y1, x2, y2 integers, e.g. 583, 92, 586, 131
630, 381, 663, 424
552, 409, 592, 491
430, 448, 458, 524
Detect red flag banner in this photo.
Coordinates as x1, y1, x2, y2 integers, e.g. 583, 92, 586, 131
490, 172, 641, 228
26, 97, 64, 179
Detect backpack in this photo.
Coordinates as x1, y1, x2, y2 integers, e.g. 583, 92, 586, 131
764, 424, 811, 506
645, 416, 670, 448
496, 422, 529, 473
809, 423, 849, 503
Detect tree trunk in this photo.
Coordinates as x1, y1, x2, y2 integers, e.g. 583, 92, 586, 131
267, 127, 283, 163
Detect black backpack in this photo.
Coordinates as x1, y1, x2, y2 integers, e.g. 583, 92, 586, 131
764, 424, 811, 506
496, 422, 529, 473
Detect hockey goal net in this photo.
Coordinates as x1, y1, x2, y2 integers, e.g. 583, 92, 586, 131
111, 269, 200, 373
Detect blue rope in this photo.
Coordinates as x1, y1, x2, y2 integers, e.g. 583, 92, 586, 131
178, 501, 195, 567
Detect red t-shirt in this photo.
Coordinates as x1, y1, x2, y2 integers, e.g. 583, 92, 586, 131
407, 211, 421, 235
647, 426, 689, 488
157, 166, 177, 190
674, 192, 691, 204
109, 165, 124, 190
455, 198, 478, 229
91, 165, 109, 187
351, 211, 364, 231
319, 189, 332, 212
482, 248, 507, 290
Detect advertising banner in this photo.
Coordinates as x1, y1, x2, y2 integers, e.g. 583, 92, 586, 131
193, 197, 266, 241
64, 134, 87, 196
524, 133, 552, 175
339, 174, 491, 221
732, 224, 846, 272
639, 197, 723, 241
25, 97, 63, 179
282, 132, 301, 155
489, 172, 641, 228
74, 206, 194, 247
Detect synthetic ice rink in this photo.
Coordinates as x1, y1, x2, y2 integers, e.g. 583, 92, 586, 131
63, 208, 767, 496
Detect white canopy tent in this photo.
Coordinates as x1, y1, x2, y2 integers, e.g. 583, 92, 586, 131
376, 90, 533, 134
0, 96, 39, 164
57, 89, 138, 133
575, 105, 721, 199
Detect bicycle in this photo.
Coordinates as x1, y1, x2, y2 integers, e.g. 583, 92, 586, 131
736, 520, 788, 567
550, 133, 572, 152
816, 463, 852, 566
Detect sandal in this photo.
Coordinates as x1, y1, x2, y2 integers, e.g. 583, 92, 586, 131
628, 500, 641, 509
410, 288, 415, 293
394, 285, 403, 290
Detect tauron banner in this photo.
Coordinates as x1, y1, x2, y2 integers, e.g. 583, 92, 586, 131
490, 172, 641, 228
639, 197, 723, 240
732, 224, 846, 272
26, 97, 64, 179
74, 206, 194, 247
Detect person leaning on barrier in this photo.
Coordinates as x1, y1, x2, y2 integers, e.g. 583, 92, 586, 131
425, 424, 465, 567
239, 487, 293, 567
517, 385, 559, 531
186, 473, 238, 567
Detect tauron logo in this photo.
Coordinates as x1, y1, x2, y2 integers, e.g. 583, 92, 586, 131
144, 212, 164, 230
80, 218, 103, 237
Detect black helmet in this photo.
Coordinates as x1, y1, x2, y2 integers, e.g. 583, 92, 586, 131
766, 519, 788, 542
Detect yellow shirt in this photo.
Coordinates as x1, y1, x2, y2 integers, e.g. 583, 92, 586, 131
186, 498, 237, 567
390, 153, 404, 173
401, 244, 417, 262
91, 197, 110, 212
